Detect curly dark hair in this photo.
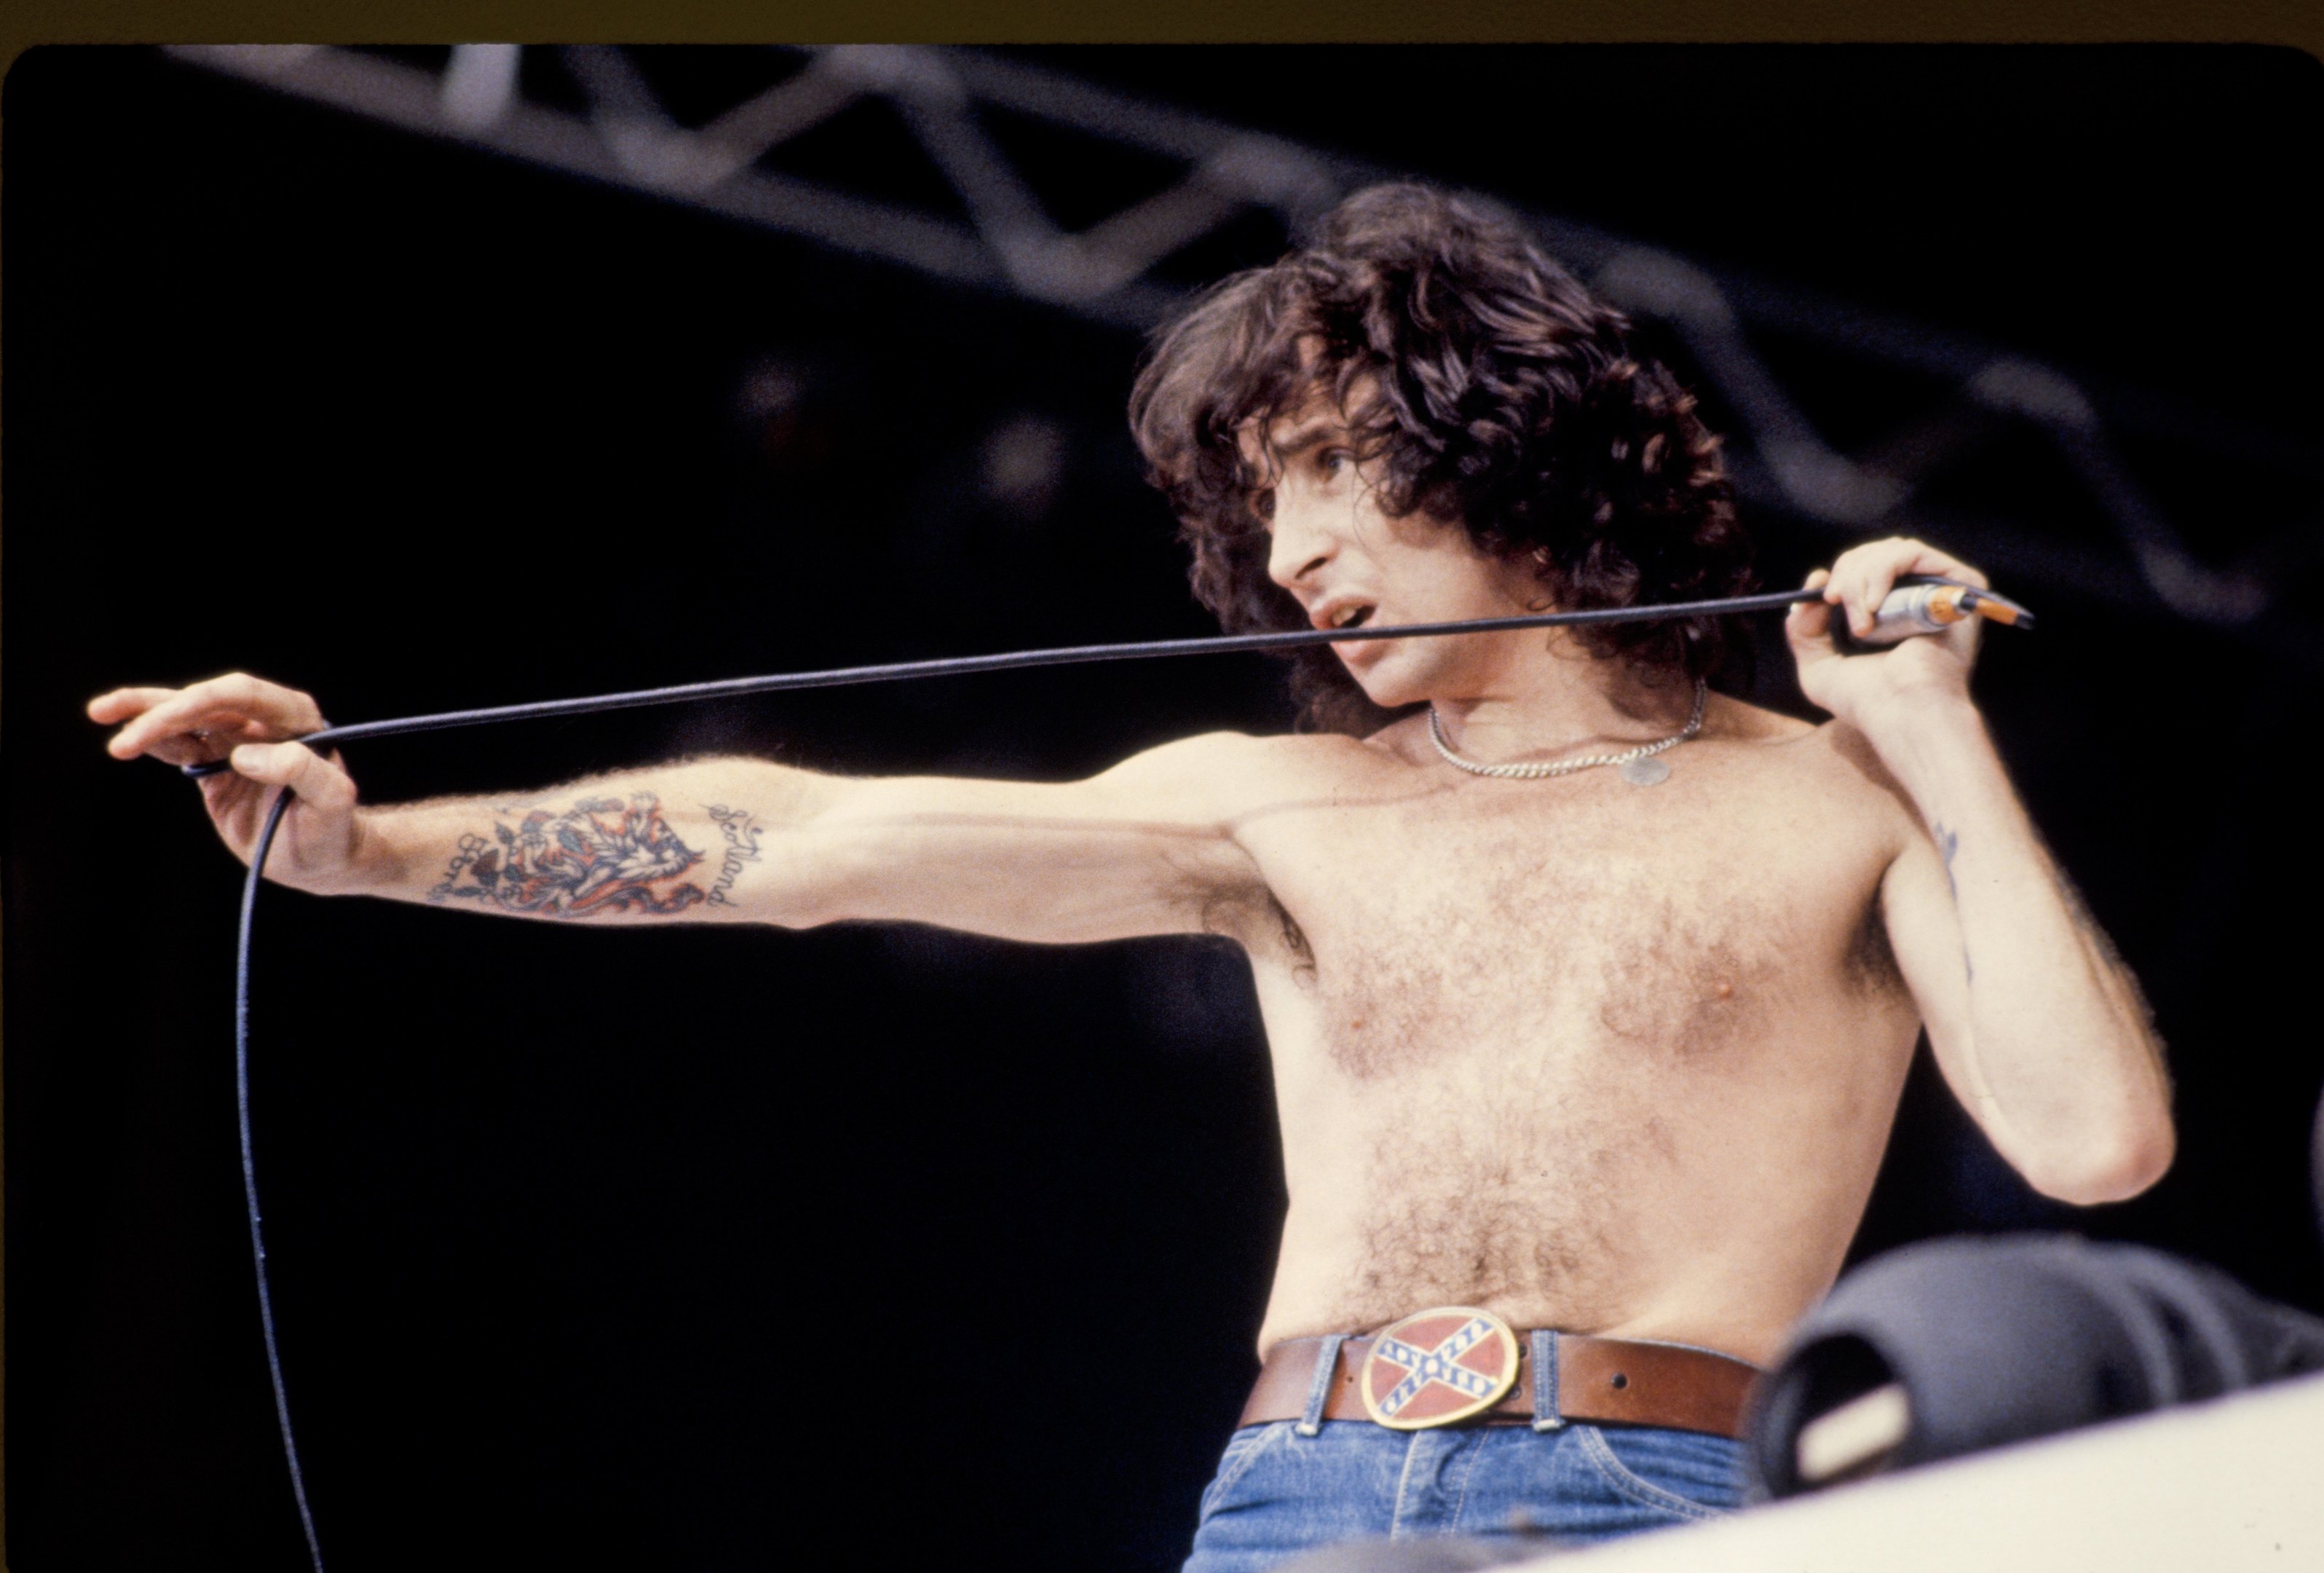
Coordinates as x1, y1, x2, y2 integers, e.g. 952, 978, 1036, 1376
1129, 183, 1753, 736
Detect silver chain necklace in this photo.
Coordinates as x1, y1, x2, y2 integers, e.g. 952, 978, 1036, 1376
1427, 680, 1707, 786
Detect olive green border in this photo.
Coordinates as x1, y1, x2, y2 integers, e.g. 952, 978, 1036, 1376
1, 0, 2322, 47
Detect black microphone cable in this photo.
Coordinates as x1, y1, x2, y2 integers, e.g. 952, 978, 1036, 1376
237, 789, 322, 1570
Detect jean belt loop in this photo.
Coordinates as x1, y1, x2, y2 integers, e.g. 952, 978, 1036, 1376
1297, 1335, 1348, 1438
1530, 1329, 1564, 1432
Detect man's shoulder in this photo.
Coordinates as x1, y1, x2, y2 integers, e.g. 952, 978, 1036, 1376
1712, 694, 1871, 765
1094, 726, 1405, 812
1104, 726, 1392, 781
1706, 695, 1918, 835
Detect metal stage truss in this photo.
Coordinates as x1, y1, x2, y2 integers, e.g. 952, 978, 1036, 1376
166, 44, 2320, 656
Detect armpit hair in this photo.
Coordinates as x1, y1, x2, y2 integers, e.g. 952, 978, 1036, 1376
1197, 882, 1316, 977
1847, 892, 1905, 996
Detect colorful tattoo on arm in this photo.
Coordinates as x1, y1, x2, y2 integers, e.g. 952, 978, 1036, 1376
428, 792, 709, 918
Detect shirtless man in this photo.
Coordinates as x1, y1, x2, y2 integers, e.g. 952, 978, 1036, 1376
91, 186, 2173, 1566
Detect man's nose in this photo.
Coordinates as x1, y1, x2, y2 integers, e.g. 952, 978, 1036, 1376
1266, 494, 1335, 590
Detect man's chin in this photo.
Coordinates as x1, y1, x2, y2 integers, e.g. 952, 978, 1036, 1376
1340, 655, 1428, 711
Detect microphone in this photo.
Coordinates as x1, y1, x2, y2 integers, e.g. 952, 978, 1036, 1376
1848, 574, 2037, 647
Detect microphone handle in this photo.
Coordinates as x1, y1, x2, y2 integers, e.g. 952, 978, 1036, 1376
1842, 575, 2035, 648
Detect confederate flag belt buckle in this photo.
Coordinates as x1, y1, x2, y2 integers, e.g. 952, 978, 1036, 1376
1359, 1306, 1521, 1430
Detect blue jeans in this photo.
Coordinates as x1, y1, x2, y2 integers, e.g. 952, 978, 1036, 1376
1182, 1420, 1744, 1572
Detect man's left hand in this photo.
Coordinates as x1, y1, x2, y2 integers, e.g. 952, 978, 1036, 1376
1785, 536, 1987, 732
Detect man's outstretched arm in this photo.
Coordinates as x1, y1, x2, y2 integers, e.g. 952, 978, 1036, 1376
90, 673, 1273, 943
1789, 541, 2175, 1206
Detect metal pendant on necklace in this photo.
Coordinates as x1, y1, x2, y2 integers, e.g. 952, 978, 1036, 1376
1619, 757, 1672, 786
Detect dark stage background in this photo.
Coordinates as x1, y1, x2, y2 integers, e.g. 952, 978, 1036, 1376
7, 43, 2322, 1571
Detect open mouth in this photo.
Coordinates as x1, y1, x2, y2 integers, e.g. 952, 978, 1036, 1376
1328, 604, 1375, 631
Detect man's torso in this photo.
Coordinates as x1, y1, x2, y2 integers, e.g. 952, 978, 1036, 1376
1191, 698, 1924, 1364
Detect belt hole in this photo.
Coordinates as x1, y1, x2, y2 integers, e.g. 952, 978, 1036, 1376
1610, 1373, 1629, 1389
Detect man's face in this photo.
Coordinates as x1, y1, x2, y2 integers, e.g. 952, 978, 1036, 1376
1250, 394, 1546, 710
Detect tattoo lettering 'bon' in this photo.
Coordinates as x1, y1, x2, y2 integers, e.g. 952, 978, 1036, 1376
429, 792, 708, 918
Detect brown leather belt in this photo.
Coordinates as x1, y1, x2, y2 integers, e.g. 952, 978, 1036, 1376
1241, 1331, 1760, 1439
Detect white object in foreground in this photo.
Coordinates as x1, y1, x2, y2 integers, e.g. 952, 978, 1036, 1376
1535, 1369, 2324, 1572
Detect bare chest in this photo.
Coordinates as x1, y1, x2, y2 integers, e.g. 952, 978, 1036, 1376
1244, 760, 1901, 1087
1230, 737, 1918, 1342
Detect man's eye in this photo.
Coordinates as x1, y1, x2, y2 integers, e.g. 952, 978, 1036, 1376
1319, 449, 1352, 476
1251, 489, 1276, 523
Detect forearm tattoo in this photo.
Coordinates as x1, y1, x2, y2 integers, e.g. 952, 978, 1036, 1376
428, 792, 725, 918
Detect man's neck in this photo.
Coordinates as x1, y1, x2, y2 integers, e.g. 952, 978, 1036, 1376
1426, 636, 1698, 765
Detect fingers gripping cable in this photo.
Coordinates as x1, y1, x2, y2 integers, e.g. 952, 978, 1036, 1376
202, 579, 2028, 1569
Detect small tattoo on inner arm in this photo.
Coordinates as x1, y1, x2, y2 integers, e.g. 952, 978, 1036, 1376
703, 804, 763, 906
1933, 821, 1972, 982
427, 792, 708, 918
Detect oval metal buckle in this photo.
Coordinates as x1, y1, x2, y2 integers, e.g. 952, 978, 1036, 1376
1359, 1306, 1520, 1430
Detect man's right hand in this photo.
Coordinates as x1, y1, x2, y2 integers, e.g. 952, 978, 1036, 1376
88, 674, 371, 894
